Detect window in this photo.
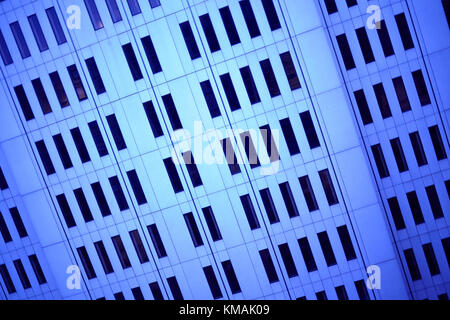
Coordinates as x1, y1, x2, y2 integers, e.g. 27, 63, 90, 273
28, 254, 47, 284
220, 73, 241, 111
163, 157, 184, 193
77, 246, 97, 279
122, 43, 143, 81
127, 170, 147, 205
390, 138, 409, 173
180, 21, 201, 60
335, 285, 349, 300
94, 240, 114, 274
200, 80, 221, 118
428, 125, 447, 160
356, 27, 375, 64
106, 114, 127, 151
0, 167, 8, 190
74, 188, 94, 222
240, 194, 260, 230
260, 188, 280, 224
85, 57, 106, 94
183, 212, 204, 247
376, 20, 395, 57
280, 118, 300, 155
392, 76, 411, 112
112, 235, 131, 269
316, 291, 328, 300
109, 176, 129, 211
32, 78, 52, 115
219, 6, 240, 45
443, 0, 450, 28
259, 249, 279, 283
395, 13, 414, 50
336, 34, 355, 70
0, 29, 13, 65
84, 0, 104, 30
298, 237, 318, 272
70, 127, 91, 163
167, 276, 184, 300
28, 14, 49, 52
239, 0, 261, 38
14, 85, 35, 121
412, 69, 431, 106
317, 231, 337, 266
240, 66, 261, 104
422, 243, 440, 276
260, 124, 279, 162
387, 197, 406, 230
404, 248, 422, 281
373, 82, 392, 119
319, 169, 339, 205
143, 100, 164, 138
162, 94, 183, 130
337, 225, 356, 261
0, 211, 12, 243
131, 287, 144, 300
10, 21, 31, 59
202, 206, 222, 241
149, 0, 161, 8
406, 191, 425, 225
129, 230, 150, 263
371, 144, 390, 178
114, 292, 125, 300
203, 266, 223, 299
260, 58, 281, 97
0, 264, 16, 294
141, 35, 162, 74
183, 151, 203, 187
279, 181, 299, 218
442, 237, 450, 267
355, 279, 370, 300
13, 259, 31, 289
409, 131, 428, 166
88, 121, 109, 157
240, 131, 260, 168
353, 89, 373, 125
105, 0, 122, 23
147, 224, 167, 258
53, 134, 73, 169
346, 0, 357, 7
36, 140, 55, 175
56, 194, 76, 228
127, 0, 141, 15
9, 207, 27, 238
49, 71, 70, 108
91, 182, 111, 217
300, 111, 320, 149
222, 260, 241, 294
67, 64, 88, 101
200, 14, 221, 53
425, 185, 444, 219
438, 293, 449, 301
299, 175, 319, 212
46, 7, 67, 45
280, 51, 301, 91
221, 138, 241, 175
279, 243, 298, 278
324, 0, 338, 14
262, 0, 281, 31
150, 282, 164, 300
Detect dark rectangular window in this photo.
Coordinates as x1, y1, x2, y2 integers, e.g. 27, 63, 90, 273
324, 0, 338, 14
395, 13, 414, 50
163, 157, 184, 193
280, 51, 301, 91
346, 0, 357, 7
9, 207, 27, 238
355, 279, 370, 300
114, 292, 125, 300
112, 235, 131, 269
127, 0, 141, 15
88, 121, 109, 157
167, 276, 184, 300
262, 0, 281, 31
390, 138, 409, 172
425, 185, 444, 219
28, 14, 49, 52
240, 66, 261, 104
219, 6, 241, 45
279, 243, 298, 278
422, 243, 440, 276
202, 206, 222, 241
441, 237, 450, 268
53, 134, 73, 169
240, 0, 261, 38
260, 58, 281, 97
143, 100, 164, 138
222, 260, 241, 294
162, 94, 183, 130
316, 291, 327, 300
85, 57, 106, 94
373, 82, 392, 119
443, 0, 450, 28
354, 89, 373, 125
46, 7, 67, 45
319, 169, 339, 205
240, 194, 260, 230
70, 127, 91, 163
129, 230, 150, 263
94, 240, 114, 274
13, 259, 31, 289
32, 78, 52, 115
105, 0, 122, 23
299, 175, 319, 212
0, 167, 8, 190
183, 212, 204, 247
122, 43, 143, 81
56, 194, 76, 228
259, 249, 279, 283
180, 21, 201, 60
0, 29, 13, 65
336, 285, 349, 300
200, 14, 220, 53
300, 111, 320, 149
221, 138, 241, 175
0, 264, 16, 294
279, 181, 299, 218
260, 188, 280, 224
392, 76, 411, 112
318, 231, 337, 267
356, 27, 375, 64
149, 0, 161, 8
280, 118, 300, 155
412, 69, 431, 106
428, 125, 447, 160
84, 0, 104, 30
203, 266, 223, 299
74, 188, 94, 222
0, 211, 12, 243
141, 35, 162, 74
240, 131, 260, 169
106, 114, 127, 151
28, 254, 46, 284
260, 124, 279, 162
200, 80, 221, 118
36, 140, 55, 175
109, 176, 129, 211
406, 191, 425, 225
220, 73, 241, 111
371, 144, 390, 178
409, 131, 428, 166
404, 248, 422, 281
14, 85, 35, 121
337, 225, 356, 261
131, 287, 144, 300
67, 64, 88, 101
336, 34, 355, 70
149, 282, 164, 300
91, 182, 111, 217
126, 170, 147, 205
298, 237, 318, 272
147, 224, 167, 258
49, 71, 70, 108
10, 21, 31, 59
183, 151, 203, 187
376, 20, 395, 57
387, 197, 406, 230
77, 246, 97, 279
